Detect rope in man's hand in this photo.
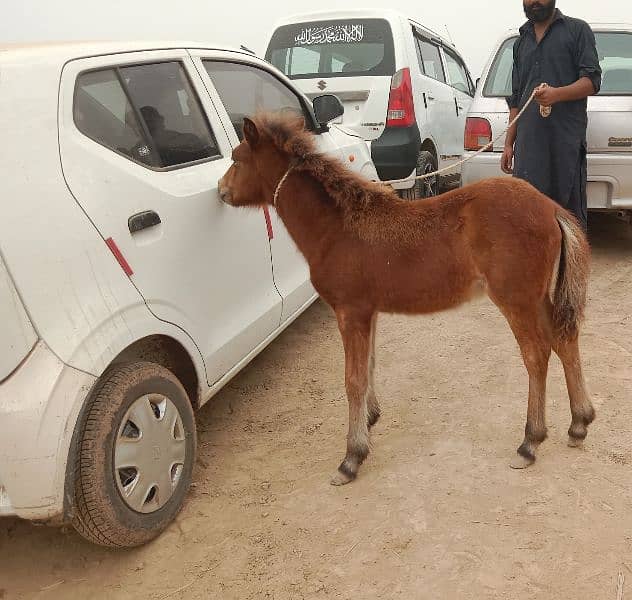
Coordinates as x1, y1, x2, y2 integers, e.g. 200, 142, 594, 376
535, 83, 552, 117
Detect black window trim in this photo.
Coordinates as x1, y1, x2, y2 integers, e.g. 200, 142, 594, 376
200, 57, 325, 134
73, 59, 224, 173
412, 27, 427, 77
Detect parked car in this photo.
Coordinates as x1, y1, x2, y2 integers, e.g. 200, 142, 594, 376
265, 9, 476, 199
0, 41, 378, 547
462, 24, 632, 218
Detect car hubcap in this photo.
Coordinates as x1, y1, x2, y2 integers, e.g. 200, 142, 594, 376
114, 394, 186, 513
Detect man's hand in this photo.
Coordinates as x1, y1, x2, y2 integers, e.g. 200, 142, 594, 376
501, 144, 514, 174
534, 83, 561, 107
534, 77, 597, 106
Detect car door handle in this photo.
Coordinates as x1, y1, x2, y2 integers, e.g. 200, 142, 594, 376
128, 210, 161, 234
427, 95, 436, 101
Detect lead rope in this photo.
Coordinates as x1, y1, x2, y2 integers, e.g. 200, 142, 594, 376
271, 85, 547, 202
380, 84, 546, 186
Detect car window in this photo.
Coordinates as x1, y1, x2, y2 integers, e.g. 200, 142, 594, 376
266, 19, 396, 79
284, 46, 321, 76
485, 32, 632, 98
444, 49, 474, 96
74, 69, 158, 167
416, 37, 446, 83
75, 62, 221, 168
597, 32, 632, 95
203, 61, 306, 140
121, 62, 220, 167
483, 37, 517, 97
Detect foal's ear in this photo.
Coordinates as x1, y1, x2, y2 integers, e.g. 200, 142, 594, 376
242, 117, 260, 148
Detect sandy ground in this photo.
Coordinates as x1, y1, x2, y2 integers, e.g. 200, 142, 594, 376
2, 213, 632, 600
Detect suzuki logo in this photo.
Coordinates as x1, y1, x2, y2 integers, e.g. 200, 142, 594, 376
317, 80, 327, 91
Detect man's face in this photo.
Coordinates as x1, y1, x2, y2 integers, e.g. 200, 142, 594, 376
523, 0, 556, 23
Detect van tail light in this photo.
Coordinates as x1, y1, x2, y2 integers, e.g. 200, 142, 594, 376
386, 68, 416, 127
464, 117, 493, 151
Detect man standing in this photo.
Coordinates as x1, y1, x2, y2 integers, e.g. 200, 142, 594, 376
501, 0, 602, 229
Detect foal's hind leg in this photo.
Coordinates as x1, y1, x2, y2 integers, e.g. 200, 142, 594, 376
367, 314, 381, 429
500, 305, 553, 469
553, 335, 595, 448
331, 308, 373, 486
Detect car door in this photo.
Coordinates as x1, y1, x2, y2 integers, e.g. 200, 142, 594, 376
442, 47, 475, 157
191, 53, 323, 323
59, 50, 282, 386
413, 31, 461, 165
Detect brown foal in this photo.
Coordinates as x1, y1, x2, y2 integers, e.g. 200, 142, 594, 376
218, 114, 593, 485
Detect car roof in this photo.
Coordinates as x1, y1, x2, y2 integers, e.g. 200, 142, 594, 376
498, 22, 632, 38
0, 41, 252, 66
272, 8, 407, 25
268, 9, 456, 52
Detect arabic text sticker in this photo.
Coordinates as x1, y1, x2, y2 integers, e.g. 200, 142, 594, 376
295, 25, 365, 46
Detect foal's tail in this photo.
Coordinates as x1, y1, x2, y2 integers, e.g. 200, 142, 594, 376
552, 210, 591, 341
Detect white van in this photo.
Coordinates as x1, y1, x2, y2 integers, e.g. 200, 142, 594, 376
265, 9, 476, 198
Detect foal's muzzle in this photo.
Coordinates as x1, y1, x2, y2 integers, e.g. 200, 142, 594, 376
218, 178, 232, 204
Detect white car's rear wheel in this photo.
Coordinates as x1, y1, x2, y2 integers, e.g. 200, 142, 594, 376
72, 362, 196, 547
399, 150, 439, 200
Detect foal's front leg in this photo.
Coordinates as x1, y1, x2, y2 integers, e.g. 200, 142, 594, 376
331, 309, 374, 486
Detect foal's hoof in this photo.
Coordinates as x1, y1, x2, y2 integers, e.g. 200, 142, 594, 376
567, 436, 584, 449
510, 454, 535, 469
330, 469, 355, 486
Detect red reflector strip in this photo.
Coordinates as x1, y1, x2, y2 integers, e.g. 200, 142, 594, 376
263, 206, 274, 240
105, 237, 133, 277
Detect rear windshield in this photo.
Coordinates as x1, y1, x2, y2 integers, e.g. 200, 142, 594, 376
484, 31, 632, 97
266, 19, 395, 79
598, 33, 632, 94
483, 37, 517, 97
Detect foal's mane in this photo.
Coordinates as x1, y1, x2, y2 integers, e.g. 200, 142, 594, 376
253, 113, 464, 243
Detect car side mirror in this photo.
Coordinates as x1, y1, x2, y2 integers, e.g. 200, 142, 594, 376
475, 77, 481, 89
312, 94, 344, 128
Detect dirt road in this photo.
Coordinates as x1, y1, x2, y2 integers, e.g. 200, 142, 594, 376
2, 213, 632, 600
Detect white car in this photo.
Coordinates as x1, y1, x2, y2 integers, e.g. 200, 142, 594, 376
462, 24, 632, 216
0, 41, 378, 547
265, 9, 476, 198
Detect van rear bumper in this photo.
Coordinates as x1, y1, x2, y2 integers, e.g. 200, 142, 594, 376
371, 124, 421, 182
462, 151, 632, 210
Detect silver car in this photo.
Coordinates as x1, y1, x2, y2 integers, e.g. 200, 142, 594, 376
462, 24, 632, 218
